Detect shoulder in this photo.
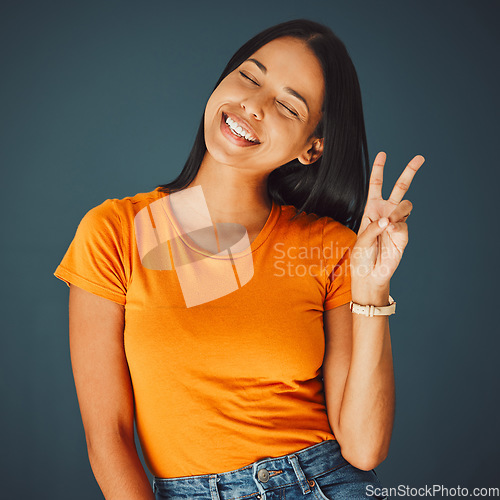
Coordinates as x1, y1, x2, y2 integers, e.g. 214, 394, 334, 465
279, 204, 357, 250
82, 186, 166, 225
322, 217, 358, 251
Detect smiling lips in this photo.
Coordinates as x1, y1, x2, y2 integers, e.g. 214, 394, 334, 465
221, 112, 261, 146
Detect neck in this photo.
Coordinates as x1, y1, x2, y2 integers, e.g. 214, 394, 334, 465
185, 152, 273, 224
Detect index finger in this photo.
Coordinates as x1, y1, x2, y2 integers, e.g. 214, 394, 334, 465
367, 151, 387, 201
387, 155, 425, 206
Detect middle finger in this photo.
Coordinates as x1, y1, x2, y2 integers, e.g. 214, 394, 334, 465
387, 155, 425, 206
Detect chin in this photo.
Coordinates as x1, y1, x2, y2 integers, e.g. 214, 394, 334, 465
205, 134, 247, 162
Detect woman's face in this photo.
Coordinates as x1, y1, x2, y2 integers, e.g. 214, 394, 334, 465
203, 36, 325, 174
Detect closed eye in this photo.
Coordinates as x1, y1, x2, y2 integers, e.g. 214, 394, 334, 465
239, 71, 258, 85
278, 102, 299, 117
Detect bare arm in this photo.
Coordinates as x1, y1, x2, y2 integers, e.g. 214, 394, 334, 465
322, 294, 395, 471
324, 152, 422, 469
69, 284, 155, 500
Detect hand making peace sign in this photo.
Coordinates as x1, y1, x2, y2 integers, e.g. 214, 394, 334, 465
350, 152, 425, 289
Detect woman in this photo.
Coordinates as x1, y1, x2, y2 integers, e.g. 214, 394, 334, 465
54, 19, 423, 500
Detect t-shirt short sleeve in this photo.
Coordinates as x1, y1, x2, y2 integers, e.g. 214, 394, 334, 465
323, 220, 358, 311
53, 199, 128, 305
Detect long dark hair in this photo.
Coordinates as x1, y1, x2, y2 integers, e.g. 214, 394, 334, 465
157, 19, 369, 233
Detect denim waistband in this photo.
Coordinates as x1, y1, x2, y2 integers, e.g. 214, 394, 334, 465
153, 439, 350, 499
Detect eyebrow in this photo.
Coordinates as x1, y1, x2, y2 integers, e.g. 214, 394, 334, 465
245, 58, 310, 113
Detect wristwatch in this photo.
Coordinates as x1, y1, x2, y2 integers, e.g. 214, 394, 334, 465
349, 295, 396, 317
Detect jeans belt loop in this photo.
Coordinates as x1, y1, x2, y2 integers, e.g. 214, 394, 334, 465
209, 474, 221, 500
287, 454, 312, 495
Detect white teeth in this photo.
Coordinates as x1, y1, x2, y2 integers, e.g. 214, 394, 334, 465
225, 115, 258, 143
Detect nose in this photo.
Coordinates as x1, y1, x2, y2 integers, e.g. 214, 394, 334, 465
240, 94, 265, 120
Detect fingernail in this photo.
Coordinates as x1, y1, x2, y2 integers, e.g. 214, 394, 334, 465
378, 218, 389, 228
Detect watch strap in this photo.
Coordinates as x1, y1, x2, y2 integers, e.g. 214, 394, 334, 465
349, 295, 396, 317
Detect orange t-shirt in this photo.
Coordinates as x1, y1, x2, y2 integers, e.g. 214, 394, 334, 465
53, 186, 357, 478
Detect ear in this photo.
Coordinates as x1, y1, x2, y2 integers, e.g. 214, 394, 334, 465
297, 138, 324, 165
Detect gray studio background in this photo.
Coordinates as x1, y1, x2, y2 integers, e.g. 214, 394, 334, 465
1, 0, 499, 498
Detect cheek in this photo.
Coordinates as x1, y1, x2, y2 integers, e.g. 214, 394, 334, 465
272, 122, 306, 149
204, 93, 218, 122
204, 89, 231, 131
207, 80, 239, 107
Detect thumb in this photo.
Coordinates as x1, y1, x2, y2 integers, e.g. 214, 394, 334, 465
358, 217, 390, 244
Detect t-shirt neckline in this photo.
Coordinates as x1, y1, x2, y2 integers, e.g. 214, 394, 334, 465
155, 187, 281, 260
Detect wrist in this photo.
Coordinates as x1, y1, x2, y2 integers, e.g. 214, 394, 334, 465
351, 283, 391, 306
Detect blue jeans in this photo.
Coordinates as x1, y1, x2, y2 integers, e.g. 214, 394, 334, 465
153, 439, 387, 499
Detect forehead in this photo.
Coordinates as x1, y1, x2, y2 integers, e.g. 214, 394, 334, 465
246, 37, 325, 112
